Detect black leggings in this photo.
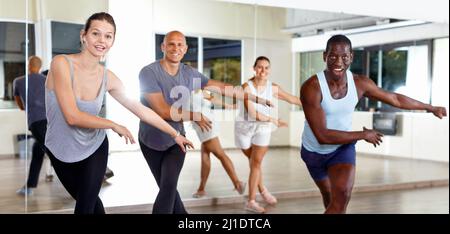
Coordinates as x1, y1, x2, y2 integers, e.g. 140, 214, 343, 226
139, 140, 187, 214
46, 137, 108, 214
28, 120, 47, 188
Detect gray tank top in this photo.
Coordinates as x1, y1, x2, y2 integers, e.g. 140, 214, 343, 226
45, 55, 108, 163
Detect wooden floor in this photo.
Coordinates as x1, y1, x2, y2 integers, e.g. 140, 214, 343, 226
175, 186, 450, 214
0, 147, 448, 213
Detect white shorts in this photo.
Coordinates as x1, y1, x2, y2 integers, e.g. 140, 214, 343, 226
192, 120, 218, 143
234, 121, 273, 149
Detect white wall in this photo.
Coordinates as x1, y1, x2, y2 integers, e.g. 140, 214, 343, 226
220, 0, 449, 24
38, 0, 107, 23
431, 38, 449, 111
106, 0, 154, 151
0, 0, 35, 20
0, 110, 27, 155
152, 0, 289, 41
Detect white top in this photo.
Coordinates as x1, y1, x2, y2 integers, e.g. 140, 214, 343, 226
237, 80, 273, 122
302, 70, 359, 154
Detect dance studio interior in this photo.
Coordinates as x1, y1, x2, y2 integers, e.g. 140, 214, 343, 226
0, 0, 448, 214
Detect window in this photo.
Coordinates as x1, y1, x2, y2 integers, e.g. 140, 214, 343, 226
0, 22, 35, 108
299, 51, 323, 86
297, 51, 323, 110
203, 38, 241, 86
51, 22, 83, 56
203, 38, 241, 108
354, 41, 431, 111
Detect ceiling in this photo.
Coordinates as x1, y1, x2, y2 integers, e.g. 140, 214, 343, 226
217, 0, 449, 24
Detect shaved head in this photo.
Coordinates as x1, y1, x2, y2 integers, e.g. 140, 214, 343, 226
163, 31, 186, 45
28, 56, 42, 74
160, 30, 188, 64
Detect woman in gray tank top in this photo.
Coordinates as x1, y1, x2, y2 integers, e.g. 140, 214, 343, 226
44, 12, 193, 214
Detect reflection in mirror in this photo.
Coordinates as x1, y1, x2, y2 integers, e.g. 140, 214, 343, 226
1, 0, 109, 213
51, 21, 83, 56
0, 21, 35, 108
0, 0, 30, 213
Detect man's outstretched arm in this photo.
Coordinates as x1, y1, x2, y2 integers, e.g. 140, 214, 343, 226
357, 75, 447, 119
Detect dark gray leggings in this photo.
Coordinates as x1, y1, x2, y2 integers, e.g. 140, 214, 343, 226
139, 140, 187, 214
27, 120, 47, 188
46, 137, 108, 214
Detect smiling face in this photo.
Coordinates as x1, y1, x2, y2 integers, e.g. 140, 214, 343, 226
161, 31, 188, 64
80, 19, 115, 58
323, 42, 353, 79
254, 59, 271, 80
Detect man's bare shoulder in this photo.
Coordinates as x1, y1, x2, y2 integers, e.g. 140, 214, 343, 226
301, 75, 320, 91
352, 73, 375, 88
300, 74, 322, 105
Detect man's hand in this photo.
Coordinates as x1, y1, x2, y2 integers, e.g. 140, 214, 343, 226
362, 127, 383, 147
429, 106, 447, 119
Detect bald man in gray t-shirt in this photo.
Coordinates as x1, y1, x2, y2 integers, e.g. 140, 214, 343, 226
13, 56, 48, 195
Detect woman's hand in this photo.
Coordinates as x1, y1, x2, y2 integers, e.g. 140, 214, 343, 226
271, 118, 288, 128
112, 123, 135, 144
194, 113, 212, 132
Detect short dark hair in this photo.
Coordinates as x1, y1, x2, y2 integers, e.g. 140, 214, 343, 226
84, 12, 116, 35
253, 56, 270, 68
325, 34, 352, 53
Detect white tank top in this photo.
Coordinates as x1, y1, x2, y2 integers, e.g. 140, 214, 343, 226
302, 70, 359, 154
189, 90, 213, 120
237, 79, 273, 122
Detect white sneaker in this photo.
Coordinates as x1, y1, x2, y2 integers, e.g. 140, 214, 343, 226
261, 187, 277, 205
245, 200, 265, 213
192, 191, 207, 198
16, 186, 33, 196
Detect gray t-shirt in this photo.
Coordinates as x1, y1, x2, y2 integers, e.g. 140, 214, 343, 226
138, 61, 209, 151
13, 73, 47, 128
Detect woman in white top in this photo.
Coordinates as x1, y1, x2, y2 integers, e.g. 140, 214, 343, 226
190, 90, 246, 198
235, 56, 302, 213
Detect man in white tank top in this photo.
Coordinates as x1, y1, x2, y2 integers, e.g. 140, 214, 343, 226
300, 34, 447, 214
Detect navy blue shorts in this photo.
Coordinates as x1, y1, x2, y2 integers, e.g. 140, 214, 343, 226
301, 143, 356, 181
